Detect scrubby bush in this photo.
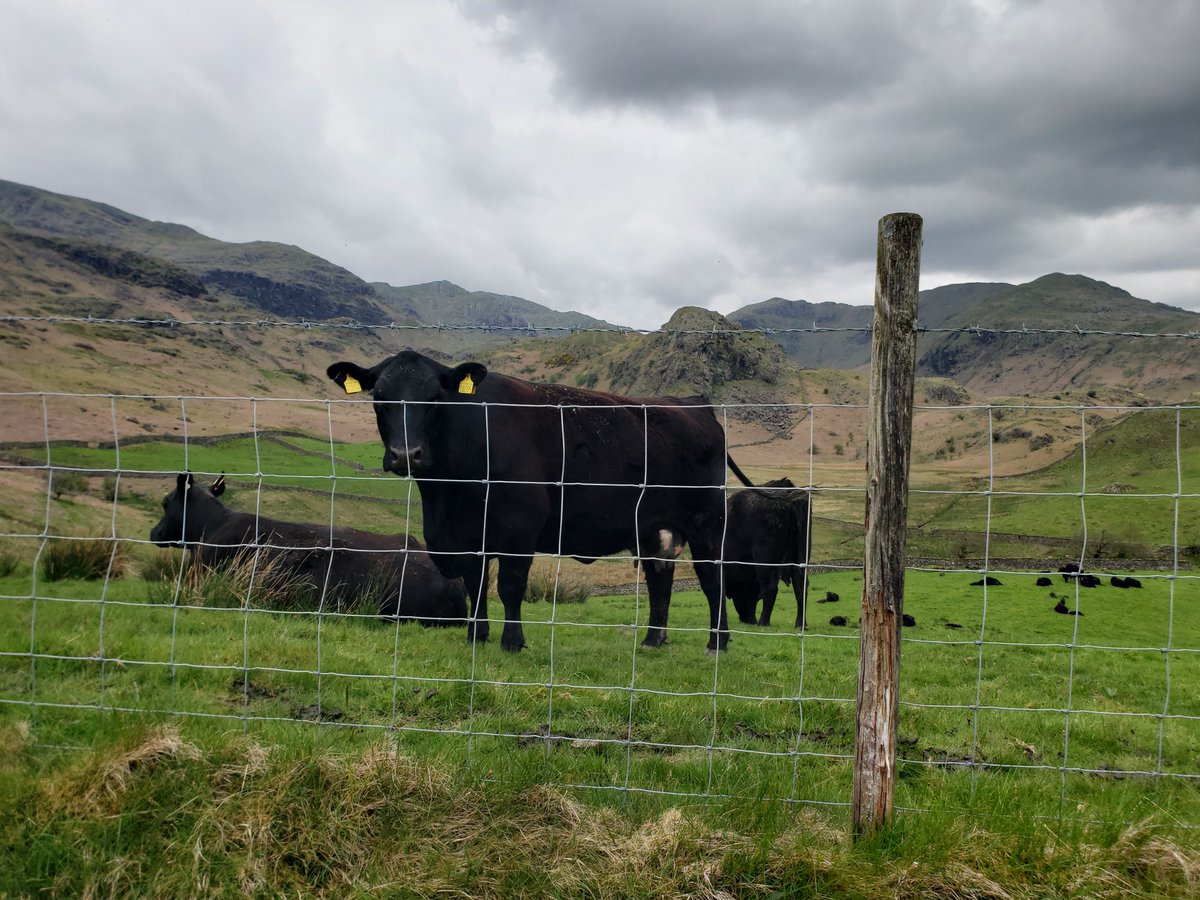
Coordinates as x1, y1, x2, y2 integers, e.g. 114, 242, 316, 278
39, 537, 129, 581
1029, 433, 1055, 451
51, 471, 89, 500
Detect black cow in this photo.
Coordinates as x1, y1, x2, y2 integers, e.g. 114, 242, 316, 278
723, 478, 811, 629
150, 473, 467, 625
328, 350, 754, 653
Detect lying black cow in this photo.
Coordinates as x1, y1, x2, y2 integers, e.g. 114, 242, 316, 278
150, 473, 467, 625
328, 350, 754, 653
724, 478, 811, 629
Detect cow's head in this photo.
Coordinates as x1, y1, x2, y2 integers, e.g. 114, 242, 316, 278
150, 473, 228, 547
327, 350, 488, 476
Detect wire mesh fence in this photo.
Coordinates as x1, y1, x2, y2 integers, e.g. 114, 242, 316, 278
0, 320, 1198, 821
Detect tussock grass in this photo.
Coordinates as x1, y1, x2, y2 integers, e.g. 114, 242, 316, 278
38, 535, 129, 581
1, 725, 1197, 898
144, 547, 317, 609
524, 564, 592, 604
0, 546, 21, 578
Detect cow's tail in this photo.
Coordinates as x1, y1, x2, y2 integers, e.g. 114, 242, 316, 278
726, 454, 754, 487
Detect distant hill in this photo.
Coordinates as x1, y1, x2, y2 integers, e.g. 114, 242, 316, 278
917, 274, 1200, 399
727, 282, 1014, 370
4, 177, 1199, 402
0, 178, 391, 324
730, 276, 1200, 401
0, 179, 603, 341
373, 280, 612, 332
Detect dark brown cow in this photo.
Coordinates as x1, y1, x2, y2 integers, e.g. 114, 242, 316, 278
150, 473, 467, 625
723, 478, 811, 629
328, 349, 754, 653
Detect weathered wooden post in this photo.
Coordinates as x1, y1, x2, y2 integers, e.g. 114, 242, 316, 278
852, 212, 922, 838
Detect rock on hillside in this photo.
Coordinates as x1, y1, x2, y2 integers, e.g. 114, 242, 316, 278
606, 307, 798, 433
608, 307, 787, 395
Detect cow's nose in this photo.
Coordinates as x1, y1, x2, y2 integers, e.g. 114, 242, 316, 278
383, 445, 423, 474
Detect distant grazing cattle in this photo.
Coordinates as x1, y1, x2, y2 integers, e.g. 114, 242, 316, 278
1054, 598, 1083, 616
1078, 574, 1101, 588
902, 613, 916, 627
150, 473, 467, 625
829, 615, 849, 627
1111, 576, 1143, 589
1036, 577, 1053, 587
819, 590, 839, 603
328, 350, 754, 653
1059, 563, 1081, 582
723, 478, 811, 629
970, 576, 1003, 586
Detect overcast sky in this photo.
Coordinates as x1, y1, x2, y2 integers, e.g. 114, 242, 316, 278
1, 1, 1197, 329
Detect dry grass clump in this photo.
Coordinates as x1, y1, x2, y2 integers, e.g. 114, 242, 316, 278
143, 547, 313, 609
7, 733, 1200, 898
38, 535, 129, 581
524, 564, 592, 604
56, 725, 201, 817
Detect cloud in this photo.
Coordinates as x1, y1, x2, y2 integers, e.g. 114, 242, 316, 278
0, 0, 1196, 329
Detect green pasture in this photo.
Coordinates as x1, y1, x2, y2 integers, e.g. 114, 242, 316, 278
17, 434, 406, 500
1, 561, 1197, 827
7, 403, 1200, 566
906, 407, 1200, 553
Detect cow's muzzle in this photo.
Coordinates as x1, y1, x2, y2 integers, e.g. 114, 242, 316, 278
383, 444, 425, 475
149, 524, 181, 548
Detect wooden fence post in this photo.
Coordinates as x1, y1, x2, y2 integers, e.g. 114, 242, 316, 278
852, 212, 923, 838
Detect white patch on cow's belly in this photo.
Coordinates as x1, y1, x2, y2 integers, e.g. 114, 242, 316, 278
649, 528, 684, 573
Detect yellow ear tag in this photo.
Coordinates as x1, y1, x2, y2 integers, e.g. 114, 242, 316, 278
458, 374, 476, 395
342, 374, 362, 394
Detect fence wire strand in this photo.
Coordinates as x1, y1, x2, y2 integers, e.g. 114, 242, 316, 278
1, 320, 1198, 822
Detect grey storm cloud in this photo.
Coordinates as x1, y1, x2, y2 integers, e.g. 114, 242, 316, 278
0, 0, 1197, 328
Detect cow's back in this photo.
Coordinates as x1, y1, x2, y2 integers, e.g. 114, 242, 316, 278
456, 380, 730, 559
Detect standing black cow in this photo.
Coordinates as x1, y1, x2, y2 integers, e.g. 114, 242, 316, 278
150, 473, 467, 625
328, 350, 754, 653
724, 478, 811, 629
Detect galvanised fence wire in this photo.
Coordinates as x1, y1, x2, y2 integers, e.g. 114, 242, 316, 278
0, 316, 1197, 821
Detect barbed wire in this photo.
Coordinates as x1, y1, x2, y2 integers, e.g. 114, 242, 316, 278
3, 311, 1200, 341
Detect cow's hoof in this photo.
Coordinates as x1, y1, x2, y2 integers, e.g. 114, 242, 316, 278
755, 617, 772, 627
500, 624, 526, 652
640, 631, 667, 648
466, 624, 489, 644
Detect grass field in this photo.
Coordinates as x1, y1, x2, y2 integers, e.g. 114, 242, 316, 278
2, 561, 1197, 812
1, 561, 1198, 895
2, 407, 1199, 894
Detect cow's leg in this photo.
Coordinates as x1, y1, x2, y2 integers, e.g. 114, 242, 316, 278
730, 579, 758, 624
793, 563, 808, 630
464, 557, 491, 644
691, 534, 730, 652
756, 572, 779, 627
641, 560, 674, 647
496, 555, 531, 652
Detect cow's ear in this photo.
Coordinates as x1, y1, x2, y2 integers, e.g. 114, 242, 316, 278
177, 472, 192, 493
327, 361, 377, 395
447, 362, 488, 396
212, 474, 226, 497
